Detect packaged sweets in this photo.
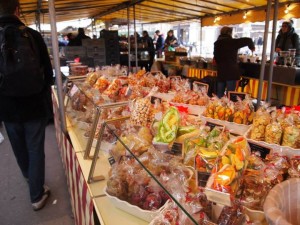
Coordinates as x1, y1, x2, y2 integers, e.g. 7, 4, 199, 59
250, 105, 271, 141
130, 98, 151, 127
265, 112, 283, 145
288, 156, 300, 178
282, 124, 300, 148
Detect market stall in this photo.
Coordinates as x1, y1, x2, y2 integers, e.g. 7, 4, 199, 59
17, 0, 300, 224
51, 66, 300, 225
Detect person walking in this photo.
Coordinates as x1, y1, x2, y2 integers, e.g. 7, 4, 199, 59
0, 0, 53, 211
214, 26, 255, 98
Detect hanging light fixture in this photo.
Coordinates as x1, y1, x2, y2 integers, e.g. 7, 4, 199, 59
284, 4, 290, 14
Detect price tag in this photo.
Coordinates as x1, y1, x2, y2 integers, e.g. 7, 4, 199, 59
228, 91, 247, 102
108, 156, 116, 166
170, 142, 183, 156
248, 141, 271, 159
194, 156, 212, 187
69, 84, 79, 97
150, 96, 162, 104
205, 121, 224, 131
197, 171, 211, 187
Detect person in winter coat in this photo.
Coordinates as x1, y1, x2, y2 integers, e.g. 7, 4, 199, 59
141, 30, 155, 71
214, 26, 255, 98
164, 30, 179, 51
275, 20, 300, 57
155, 30, 164, 58
0, 0, 53, 211
68, 27, 91, 46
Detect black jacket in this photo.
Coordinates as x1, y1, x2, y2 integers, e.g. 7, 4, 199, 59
275, 28, 300, 56
68, 33, 91, 46
156, 35, 164, 51
214, 35, 254, 81
0, 15, 54, 122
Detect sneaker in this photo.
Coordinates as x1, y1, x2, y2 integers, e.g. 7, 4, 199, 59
32, 185, 51, 211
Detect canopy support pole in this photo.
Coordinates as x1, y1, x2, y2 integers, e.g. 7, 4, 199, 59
267, 0, 279, 103
133, 5, 138, 71
257, 0, 272, 107
127, 6, 131, 74
48, 0, 67, 133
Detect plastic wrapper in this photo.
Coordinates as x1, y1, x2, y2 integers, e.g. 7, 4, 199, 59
210, 137, 250, 195
213, 98, 226, 120
84, 70, 98, 86
288, 156, 300, 178
250, 105, 272, 141
153, 107, 180, 144
203, 97, 218, 118
233, 96, 254, 125
217, 201, 245, 225
282, 125, 300, 148
103, 78, 123, 98
130, 98, 151, 127
70, 91, 87, 112
265, 112, 283, 145
93, 76, 110, 93
111, 126, 153, 161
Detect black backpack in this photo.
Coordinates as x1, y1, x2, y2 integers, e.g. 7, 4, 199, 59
0, 24, 44, 97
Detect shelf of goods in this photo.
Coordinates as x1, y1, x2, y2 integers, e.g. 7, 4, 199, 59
53, 67, 300, 225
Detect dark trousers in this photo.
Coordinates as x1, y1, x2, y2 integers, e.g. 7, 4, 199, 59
4, 118, 47, 203
217, 80, 237, 98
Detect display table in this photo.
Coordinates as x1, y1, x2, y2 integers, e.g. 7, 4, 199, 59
51, 87, 148, 225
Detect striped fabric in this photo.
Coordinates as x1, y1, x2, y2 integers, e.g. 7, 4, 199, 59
52, 91, 94, 225
187, 68, 300, 106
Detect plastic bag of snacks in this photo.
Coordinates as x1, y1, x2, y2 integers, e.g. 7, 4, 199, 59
214, 98, 226, 120
209, 136, 250, 195
84, 69, 98, 87
93, 76, 110, 93
216, 201, 245, 225
265, 112, 283, 145
233, 96, 254, 125
130, 98, 151, 127
288, 156, 300, 178
250, 104, 272, 141
281, 117, 300, 148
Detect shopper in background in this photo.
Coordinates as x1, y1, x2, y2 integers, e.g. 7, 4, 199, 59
0, 0, 53, 211
214, 26, 255, 98
155, 30, 164, 58
164, 30, 179, 51
275, 20, 300, 57
68, 27, 91, 46
141, 30, 155, 71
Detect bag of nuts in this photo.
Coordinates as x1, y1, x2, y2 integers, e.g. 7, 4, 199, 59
130, 98, 151, 127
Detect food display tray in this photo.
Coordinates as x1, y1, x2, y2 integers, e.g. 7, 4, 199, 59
200, 116, 250, 136
104, 187, 168, 222
245, 127, 300, 158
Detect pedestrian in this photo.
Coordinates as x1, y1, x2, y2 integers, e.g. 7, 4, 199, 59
0, 0, 53, 210
275, 20, 300, 56
155, 30, 164, 58
68, 27, 91, 46
141, 30, 155, 71
214, 26, 255, 98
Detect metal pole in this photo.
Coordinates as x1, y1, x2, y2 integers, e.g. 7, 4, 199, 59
48, 0, 67, 133
133, 5, 138, 71
127, 6, 131, 73
266, 0, 279, 102
257, 0, 272, 107
199, 18, 202, 55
